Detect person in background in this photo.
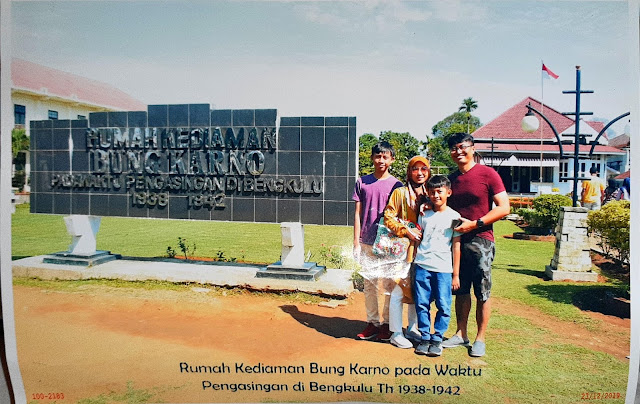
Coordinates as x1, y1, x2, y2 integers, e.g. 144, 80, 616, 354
617, 177, 630, 202
581, 166, 606, 210
602, 178, 620, 205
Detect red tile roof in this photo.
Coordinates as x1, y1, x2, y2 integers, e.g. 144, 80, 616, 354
608, 134, 630, 148
11, 59, 146, 111
473, 97, 609, 141
615, 170, 630, 179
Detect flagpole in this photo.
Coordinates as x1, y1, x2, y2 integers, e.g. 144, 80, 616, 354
540, 60, 544, 184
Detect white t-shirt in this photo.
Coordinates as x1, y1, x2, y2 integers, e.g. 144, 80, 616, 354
414, 206, 461, 273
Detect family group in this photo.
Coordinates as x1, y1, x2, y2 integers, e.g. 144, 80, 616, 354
352, 133, 510, 358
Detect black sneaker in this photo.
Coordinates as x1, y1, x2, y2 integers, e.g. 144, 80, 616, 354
427, 341, 443, 357
415, 341, 430, 355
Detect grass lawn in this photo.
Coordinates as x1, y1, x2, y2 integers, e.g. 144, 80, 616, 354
11, 204, 630, 403
11, 204, 354, 266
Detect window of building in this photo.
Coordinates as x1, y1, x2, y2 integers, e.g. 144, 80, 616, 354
48, 110, 58, 120
14, 104, 26, 125
560, 161, 569, 182
77, 115, 86, 120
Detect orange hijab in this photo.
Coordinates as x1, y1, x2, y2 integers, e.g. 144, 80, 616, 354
405, 156, 430, 212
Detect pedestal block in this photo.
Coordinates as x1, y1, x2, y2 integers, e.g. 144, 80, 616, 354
545, 207, 597, 281
42, 215, 119, 267
257, 222, 326, 280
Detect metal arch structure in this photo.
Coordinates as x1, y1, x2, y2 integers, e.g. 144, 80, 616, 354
588, 111, 630, 156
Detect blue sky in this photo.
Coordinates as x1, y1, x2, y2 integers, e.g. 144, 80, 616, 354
10, 0, 634, 141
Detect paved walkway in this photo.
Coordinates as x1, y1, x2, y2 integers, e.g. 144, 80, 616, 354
12, 255, 354, 297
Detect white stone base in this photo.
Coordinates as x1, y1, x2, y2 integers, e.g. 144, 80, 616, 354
545, 265, 598, 282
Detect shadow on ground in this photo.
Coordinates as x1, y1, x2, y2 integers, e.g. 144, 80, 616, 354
279, 305, 365, 339
526, 283, 629, 318
505, 267, 546, 280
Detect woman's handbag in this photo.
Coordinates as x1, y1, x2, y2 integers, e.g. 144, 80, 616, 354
371, 217, 416, 261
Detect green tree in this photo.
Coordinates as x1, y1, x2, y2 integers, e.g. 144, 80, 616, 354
459, 97, 479, 133
357, 131, 426, 180
12, 128, 30, 190
12, 128, 29, 159
357, 133, 378, 176
428, 111, 482, 171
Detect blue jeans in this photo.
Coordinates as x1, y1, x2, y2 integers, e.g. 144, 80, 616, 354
413, 266, 452, 342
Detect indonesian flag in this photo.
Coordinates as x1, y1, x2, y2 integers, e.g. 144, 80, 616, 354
542, 63, 559, 79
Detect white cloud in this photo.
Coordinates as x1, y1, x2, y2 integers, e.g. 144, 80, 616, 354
294, 3, 351, 28
431, 0, 488, 22
295, 1, 431, 32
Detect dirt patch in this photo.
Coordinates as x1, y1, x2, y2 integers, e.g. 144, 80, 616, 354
591, 252, 630, 285
13, 284, 630, 403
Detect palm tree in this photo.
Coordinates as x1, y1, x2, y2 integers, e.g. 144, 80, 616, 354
458, 97, 478, 133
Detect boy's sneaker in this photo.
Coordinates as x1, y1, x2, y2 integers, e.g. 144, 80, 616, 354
415, 341, 430, 355
376, 323, 392, 341
427, 341, 443, 357
442, 335, 470, 348
389, 332, 413, 349
357, 323, 379, 340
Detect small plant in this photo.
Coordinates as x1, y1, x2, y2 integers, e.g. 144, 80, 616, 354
215, 250, 237, 263
166, 237, 197, 260
166, 246, 177, 258
317, 244, 347, 268
177, 237, 197, 259
350, 268, 365, 291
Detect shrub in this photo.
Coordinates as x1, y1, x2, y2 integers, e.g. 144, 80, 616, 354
588, 200, 630, 264
530, 194, 573, 229
517, 194, 572, 230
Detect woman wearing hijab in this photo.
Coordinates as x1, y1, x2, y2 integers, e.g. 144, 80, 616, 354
383, 156, 430, 348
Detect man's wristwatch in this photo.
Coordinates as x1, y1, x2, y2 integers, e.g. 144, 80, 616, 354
476, 218, 485, 228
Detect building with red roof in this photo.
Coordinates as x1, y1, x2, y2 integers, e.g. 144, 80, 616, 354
471, 97, 626, 195
11, 58, 146, 135
11, 59, 146, 191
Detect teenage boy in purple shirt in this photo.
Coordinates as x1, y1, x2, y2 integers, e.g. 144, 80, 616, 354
352, 141, 403, 341
442, 133, 510, 357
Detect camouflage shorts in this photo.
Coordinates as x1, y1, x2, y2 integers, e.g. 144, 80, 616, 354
454, 237, 495, 301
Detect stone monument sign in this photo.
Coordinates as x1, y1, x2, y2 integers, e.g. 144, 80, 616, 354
29, 104, 357, 226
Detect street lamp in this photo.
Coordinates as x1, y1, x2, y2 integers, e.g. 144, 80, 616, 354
521, 66, 630, 207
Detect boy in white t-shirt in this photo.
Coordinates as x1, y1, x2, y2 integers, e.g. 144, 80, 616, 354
413, 175, 461, 357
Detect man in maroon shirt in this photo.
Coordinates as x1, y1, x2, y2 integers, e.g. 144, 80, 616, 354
442, 133, 510, 357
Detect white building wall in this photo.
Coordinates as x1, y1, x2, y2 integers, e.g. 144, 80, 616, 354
12, 91, 108, 135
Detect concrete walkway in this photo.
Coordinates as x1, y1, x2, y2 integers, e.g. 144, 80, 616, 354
12, 256, 354, 298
